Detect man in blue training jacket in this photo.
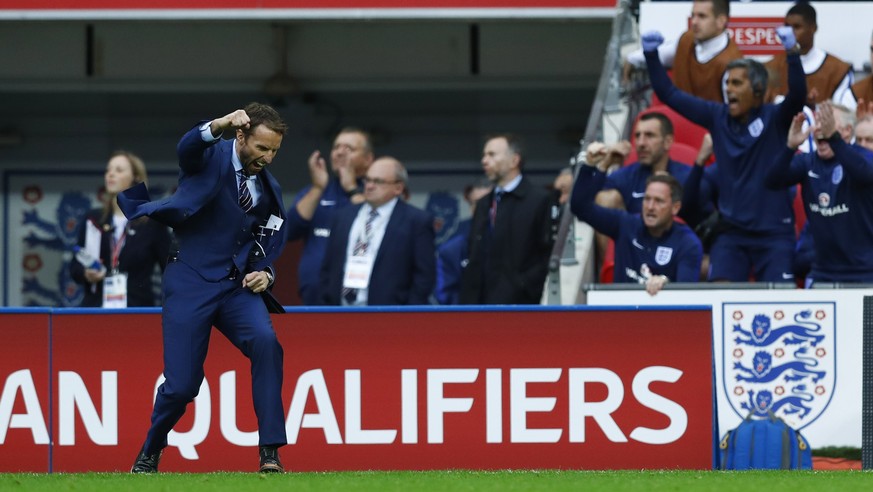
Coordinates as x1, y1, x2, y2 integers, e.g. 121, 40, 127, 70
286, 128, 374, 304
766, 100, 873, 286
571, 159, 702, 296
643, 26, 806, 282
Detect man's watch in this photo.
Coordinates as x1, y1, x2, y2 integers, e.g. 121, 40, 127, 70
264, 271, 274, 286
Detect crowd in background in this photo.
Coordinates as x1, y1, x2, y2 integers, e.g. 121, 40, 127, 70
71, 0, 873, 308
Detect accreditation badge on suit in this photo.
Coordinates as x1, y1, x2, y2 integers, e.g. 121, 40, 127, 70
102, 272, 128, 308
343, 256, 373, 289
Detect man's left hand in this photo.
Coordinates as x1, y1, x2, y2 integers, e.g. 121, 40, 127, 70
641, 31, 664, 52
645, 275, 668, 296
243, 271, 271, 293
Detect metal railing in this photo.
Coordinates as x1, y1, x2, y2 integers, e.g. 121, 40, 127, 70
544, 0, 640, 305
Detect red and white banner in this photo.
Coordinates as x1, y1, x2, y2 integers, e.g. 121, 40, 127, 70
0, 311, 51, 472
0, 307, 714, 472
727, 18, 785, 56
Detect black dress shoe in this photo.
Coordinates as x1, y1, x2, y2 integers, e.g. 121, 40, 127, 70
258, 446, 285, 473
131, 449, 162, 473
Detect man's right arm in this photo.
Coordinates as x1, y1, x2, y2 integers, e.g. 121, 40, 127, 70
569, 166, 623, 239
294, 186, 325, 222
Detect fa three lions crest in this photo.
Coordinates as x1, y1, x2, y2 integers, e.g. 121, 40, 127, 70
724, 303, 835, 429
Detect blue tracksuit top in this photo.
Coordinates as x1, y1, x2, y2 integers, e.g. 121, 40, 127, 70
645, 49, 806, 235
285, 177, 354, 301
604, 159, 693, 214
571, 166, 702, 283
766, 138, 873, 279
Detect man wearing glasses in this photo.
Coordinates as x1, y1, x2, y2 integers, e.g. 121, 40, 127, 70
319, 156, 435, 305
286, 128, 374, 305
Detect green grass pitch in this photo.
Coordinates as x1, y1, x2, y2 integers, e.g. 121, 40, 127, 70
1, 470, 870, 491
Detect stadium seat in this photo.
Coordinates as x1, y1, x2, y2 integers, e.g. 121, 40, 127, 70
600, 240, 615, 283
793, 184, 806, 238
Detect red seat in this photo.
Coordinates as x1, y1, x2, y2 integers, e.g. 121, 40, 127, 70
600, 240, 615, 283
793, 184, 806, 238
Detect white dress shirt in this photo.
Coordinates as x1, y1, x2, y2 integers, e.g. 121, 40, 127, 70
343, 197, 399, 305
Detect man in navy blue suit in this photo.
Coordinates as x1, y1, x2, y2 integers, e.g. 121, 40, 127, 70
120, 103, 289, 473
320, 156, 435, 305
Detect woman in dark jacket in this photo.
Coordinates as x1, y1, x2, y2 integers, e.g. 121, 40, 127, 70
70, 150, 172, 307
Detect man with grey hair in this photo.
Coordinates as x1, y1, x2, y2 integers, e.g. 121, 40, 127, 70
319, 156, 435, 305
856, 116, 873, 152
766, 101, 873, 285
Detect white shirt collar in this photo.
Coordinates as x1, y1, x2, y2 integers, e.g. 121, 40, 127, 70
231, 140, 254, 179
497, 174, 523, 194
800, 47, 827, 75
365, 197, 399, 219
695, 31, 730, 64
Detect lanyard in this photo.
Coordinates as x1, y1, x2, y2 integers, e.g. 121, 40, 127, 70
110, 226, 128, 271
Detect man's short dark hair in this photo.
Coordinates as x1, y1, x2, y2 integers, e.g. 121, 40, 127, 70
787, 2, 816, 25
726, 58, 769, 98
646, 174, 683, 203
485, 133, 525, 168
639, 112, 675, 137
243, 102, 287, 136
702, 0, 730, 18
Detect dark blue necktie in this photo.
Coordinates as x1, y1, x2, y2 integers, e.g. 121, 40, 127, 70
238, 170, 253, 213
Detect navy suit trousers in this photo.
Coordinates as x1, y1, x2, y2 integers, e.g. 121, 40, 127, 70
142, 260, 286, 453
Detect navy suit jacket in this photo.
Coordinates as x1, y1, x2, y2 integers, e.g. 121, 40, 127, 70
320, 199, 435, 305
118, 123, 287, 298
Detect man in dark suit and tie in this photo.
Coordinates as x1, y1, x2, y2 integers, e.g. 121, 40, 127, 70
120, 103, 289, 473
460, 133, 554, 304
320, 156, 435, 305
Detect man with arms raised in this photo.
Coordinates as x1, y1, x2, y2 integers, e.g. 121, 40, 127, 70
766, 101, 873, 285
571, 162, 702, 296
644, 26, 806, 282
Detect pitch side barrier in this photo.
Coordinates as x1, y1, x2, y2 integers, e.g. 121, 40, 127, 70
0, 305, 715, 472
585, 284, 873, 470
